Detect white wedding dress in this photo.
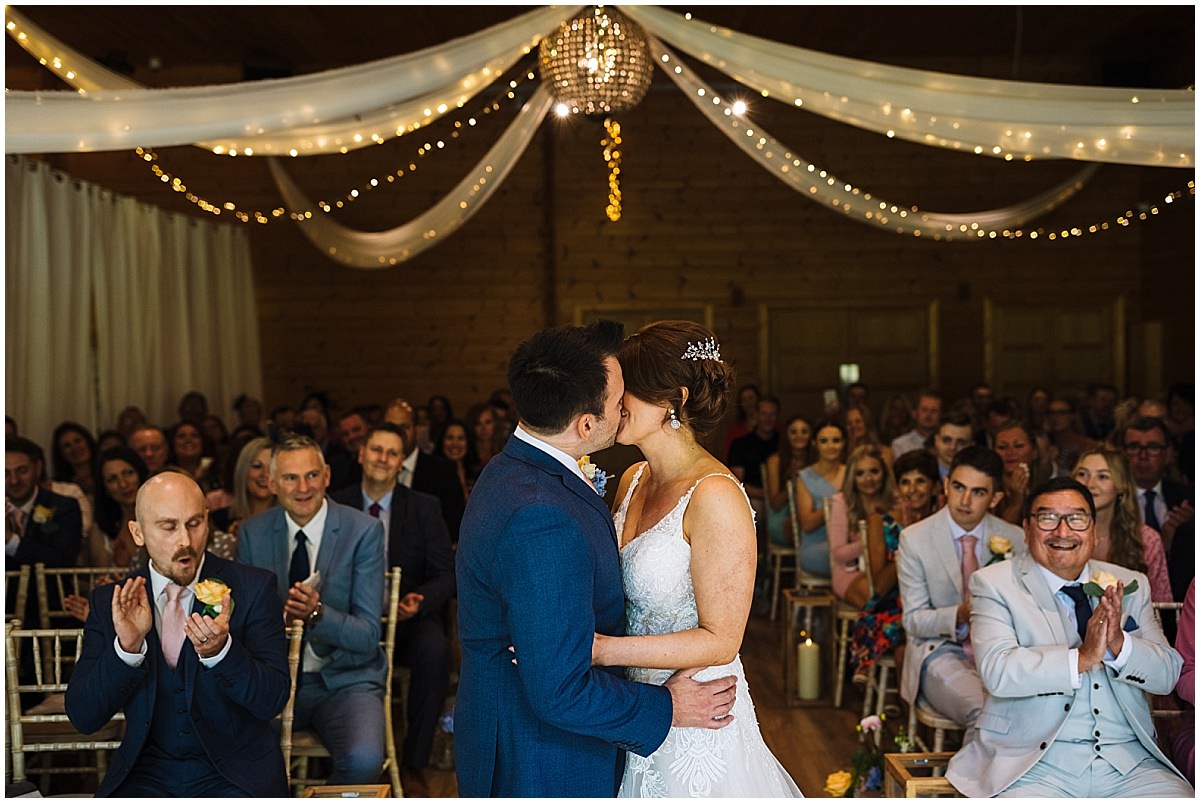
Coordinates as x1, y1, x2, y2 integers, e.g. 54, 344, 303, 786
614, 466, 803, 798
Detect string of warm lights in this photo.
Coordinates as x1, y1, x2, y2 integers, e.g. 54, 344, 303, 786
602, 119, 624, 222
134, 68, 540, 224
651, 40, 1195, 242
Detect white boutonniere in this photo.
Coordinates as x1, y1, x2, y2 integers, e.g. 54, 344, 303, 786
194, 578, 233, 617
578, 456, 609, 496
985, 535, 1013, 565
1084, 569, 1138, 598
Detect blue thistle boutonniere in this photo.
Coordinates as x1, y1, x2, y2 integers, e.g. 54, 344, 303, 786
578, 456, 609, 496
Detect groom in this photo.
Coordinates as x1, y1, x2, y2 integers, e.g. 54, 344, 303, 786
456, 320, 738, 797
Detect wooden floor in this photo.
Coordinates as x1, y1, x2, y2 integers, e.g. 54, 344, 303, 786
423, 605, 874, 798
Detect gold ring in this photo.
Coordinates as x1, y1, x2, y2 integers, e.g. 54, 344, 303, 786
1096, 618, 1104, 624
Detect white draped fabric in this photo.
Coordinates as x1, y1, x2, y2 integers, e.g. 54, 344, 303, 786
649, 38, 1102, 239
4, 5, 580, 155
623, 5, 1194, 168
5, 156, 262, 449
269, 85, 555, 268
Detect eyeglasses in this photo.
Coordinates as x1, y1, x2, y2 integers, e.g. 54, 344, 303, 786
1033, 511, 1093, 531
1124, 443, 1166, 456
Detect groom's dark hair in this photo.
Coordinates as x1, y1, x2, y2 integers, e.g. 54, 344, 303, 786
508, 320, 624, 434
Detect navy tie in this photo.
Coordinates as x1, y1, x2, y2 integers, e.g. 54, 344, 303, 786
368, 502, 382, 518
288, 531, 310, 588
1062, 584, 1093, 643
1143, 489, 1161, 532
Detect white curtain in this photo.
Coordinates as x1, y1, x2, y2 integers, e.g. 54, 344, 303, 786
6, 156, 262, 450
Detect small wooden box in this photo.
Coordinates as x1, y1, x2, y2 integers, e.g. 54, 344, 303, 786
781, 588, 837, 707
882, 752, 960, 798
301, 784, 391, 798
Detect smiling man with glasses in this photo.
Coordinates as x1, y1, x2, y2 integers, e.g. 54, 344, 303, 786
946, 476, 1190, 797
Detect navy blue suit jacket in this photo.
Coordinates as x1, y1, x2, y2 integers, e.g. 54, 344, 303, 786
64, 554, 289, 797
238, 500, 387, 690
454, 434, 672, 797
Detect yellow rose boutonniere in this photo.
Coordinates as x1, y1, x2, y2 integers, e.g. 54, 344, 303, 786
195, 579, 233, 617
31, 504, 59, 533
985, 535, 1013, 565
1084, 570, 1138, 598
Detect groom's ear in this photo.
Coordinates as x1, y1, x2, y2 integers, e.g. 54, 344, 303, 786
574, 412, 594, 440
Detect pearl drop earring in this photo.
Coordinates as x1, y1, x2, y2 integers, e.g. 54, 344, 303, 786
669, 408, 681, 430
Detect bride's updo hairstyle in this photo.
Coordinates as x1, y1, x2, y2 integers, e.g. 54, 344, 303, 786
620, 321, 735, 439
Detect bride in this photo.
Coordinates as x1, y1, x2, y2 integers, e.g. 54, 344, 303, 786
595, 320, 802, 798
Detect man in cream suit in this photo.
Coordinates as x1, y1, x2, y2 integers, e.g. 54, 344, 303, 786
947, 477, 1191, 797
898, 445, 1024, 736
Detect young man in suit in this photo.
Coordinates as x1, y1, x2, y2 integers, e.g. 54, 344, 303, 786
238, 435, 388, 785
947, 477, 1191, 797
6, 436, 83, 624
330, 422, 455, 797
455, 320, 737, 798
897, 445, 1025, 738
65, 472, 289, 796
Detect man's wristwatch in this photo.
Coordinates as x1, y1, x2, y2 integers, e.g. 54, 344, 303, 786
308, 601, 324, 624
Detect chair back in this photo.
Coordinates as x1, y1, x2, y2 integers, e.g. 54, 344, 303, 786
787, 478, 831, 591
35, 563, 122, 629
5, 622, 124, 787
278, 620, 304, 780
5, 565, 31, 622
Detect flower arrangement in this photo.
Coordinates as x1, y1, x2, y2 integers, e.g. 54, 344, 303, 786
578, 455, 609, 496
824, 715, 890, 797
985, 535, 1013, 565
195, 578, 233, 617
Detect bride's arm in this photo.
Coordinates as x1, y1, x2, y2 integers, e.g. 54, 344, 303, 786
593, 476, 755, 669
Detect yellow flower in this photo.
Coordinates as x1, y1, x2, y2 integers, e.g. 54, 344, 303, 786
195, 579, 232, 615
578, 455, 597, 479
32, 505, 54, 524
824, 770, 853, 797
988, 535, 1012, 556
1091, 570, 1120, 591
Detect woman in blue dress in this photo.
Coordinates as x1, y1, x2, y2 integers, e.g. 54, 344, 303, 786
792, 419, 846, 576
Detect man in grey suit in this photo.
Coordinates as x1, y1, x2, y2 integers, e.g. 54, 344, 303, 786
238, 435, 387, 785
947, 477, 1191, 796
898, 445, 1024, 737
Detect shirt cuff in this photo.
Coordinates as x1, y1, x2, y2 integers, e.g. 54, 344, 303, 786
5, 537, 19, 557
1067, 648, 1082, 688
1104, 632, 1133, 671
115, 635, 147, 667
199, 635, 232, 668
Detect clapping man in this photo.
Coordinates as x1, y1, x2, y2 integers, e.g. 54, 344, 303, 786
65, 473, 289, 796
331, 422, 455, 797
947, 477, 1190, 796
238, 435, 388, 785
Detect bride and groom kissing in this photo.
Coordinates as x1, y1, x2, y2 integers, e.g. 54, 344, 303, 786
455, 319, 801, 798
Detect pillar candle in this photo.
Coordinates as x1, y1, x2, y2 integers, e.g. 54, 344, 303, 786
797, 637, 820, 700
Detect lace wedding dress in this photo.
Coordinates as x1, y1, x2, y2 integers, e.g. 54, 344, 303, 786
614, 466, 803, 798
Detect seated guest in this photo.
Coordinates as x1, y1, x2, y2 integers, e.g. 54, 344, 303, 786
6, 436, 84, 623
723, 383, 761, 458
994, 422, 1053, 525
1046, 396, 1096, 474
238, 435, 387, 785
1175, 579, 1195, 785
845, 403, 893, 470
893, 449, 942, 528
385, 399, 466, 544
878, 392, 915, 448
65, 472, 290, 796
89, 447, 150, 569
946, 477, 1191, 797
465, 402, 504, 478
97, 429, 125, 453
168, 420, 212, 488
331, 423, 456, 797
898, 445, 1024, 737
1072, 445, 1173, 602
891, 390, 942, 459
51, 420, 99, 499
130, 425, 170, 475
764, 414, 814, 549
828, 445, 895, 608
436, 418, 472, 500
729, 396, 782, 544
793, 419, 847, 578
932, 408, 975, 480
208, 436, 276, 560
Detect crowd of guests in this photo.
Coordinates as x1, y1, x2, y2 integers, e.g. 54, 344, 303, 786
5, 387, 517, 796
6, 377, 1195, 795
724, 379, 1195, 791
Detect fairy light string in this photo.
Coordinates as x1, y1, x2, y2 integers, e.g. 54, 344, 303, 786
134, 67, 540, 224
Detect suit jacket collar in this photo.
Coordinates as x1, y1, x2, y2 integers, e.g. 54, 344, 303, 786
1012, 551, 1071, 645
931, 508, 966, 596
502, 434, 614, 525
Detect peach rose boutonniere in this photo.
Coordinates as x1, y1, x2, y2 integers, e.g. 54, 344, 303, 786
32, 504, 58, 533
578, 456, 609, 496
1084, 570, 1138, 598
985, 535, 1013, 565
195, 579, 233, 617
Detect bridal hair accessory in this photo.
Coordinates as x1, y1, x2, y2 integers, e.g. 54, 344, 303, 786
578, 455, 609, 496
669, 408, 681, 430
681, 337, 721, 362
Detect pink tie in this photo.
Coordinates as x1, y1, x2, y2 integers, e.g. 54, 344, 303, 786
162, 583, 187, 669
8, 506, 25, 539
960, 534, 979, 666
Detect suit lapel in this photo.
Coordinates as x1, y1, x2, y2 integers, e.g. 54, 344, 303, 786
933, 509, 964, 597
505, 436, 615, 536
1014, 552, 1070, 645
315, 502, 341, 578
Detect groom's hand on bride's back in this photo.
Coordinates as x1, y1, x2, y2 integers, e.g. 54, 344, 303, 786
665, 667, 737, 729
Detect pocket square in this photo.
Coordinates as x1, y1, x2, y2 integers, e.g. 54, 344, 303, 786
1122, 615, 1137, 632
